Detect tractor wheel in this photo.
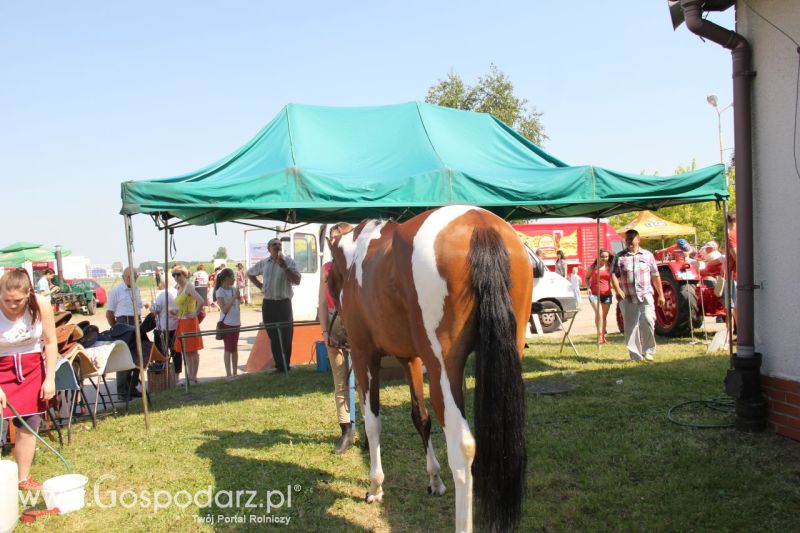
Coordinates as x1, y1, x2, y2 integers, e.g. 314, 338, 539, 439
691, 285, 705, 329
655, 269, 697, 337
86, 299, 97, 316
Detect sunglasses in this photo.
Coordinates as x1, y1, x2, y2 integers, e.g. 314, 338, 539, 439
270, 243, 282, 249
172, 273, 183, 278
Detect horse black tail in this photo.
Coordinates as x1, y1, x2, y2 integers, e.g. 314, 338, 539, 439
469, 226, 526, 532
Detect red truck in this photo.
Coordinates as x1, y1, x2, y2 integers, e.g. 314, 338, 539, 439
513, 219, 625, 284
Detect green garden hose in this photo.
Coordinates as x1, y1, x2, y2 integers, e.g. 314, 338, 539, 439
1, 402, 73, 473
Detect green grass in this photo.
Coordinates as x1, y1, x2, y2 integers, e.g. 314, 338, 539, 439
20, 335, 800, 532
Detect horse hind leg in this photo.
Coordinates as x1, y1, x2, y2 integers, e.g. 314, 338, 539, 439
357, 354, 385, 503
400, 356, 446, 496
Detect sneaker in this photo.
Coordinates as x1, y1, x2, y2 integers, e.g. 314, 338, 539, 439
644, 354, 654, 362
19, 478, 43, 491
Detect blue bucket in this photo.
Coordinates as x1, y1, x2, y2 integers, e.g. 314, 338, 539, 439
315, 341, 330, 372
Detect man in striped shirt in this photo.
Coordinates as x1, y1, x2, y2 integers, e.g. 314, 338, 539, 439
611, 229, 666, 361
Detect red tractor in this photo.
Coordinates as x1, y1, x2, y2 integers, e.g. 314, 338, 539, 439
616, 245, 726, 337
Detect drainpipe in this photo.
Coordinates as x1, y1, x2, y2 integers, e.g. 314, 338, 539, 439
680, 0, 765, 432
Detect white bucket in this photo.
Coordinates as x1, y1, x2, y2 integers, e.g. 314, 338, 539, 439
0, 460, 19, 533
42, 474, 88, 514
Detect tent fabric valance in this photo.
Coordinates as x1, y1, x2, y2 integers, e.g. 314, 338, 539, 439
120, 102, 728, 225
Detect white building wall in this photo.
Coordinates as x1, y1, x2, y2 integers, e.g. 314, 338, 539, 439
739, 2, 800, 380
61, 255, 91, 280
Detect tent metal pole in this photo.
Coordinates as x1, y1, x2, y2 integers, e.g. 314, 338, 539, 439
693, 232, 709, 343
124, 214, 150, 430
596, 218, 601, 353
244, 229, 250, 305
163, 215, 172, 385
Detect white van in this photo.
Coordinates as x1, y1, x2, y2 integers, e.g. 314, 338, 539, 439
525, 244, 579, 333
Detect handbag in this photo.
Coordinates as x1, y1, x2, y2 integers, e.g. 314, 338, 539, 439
149, 340, 168, 363
215, 309, 226, 341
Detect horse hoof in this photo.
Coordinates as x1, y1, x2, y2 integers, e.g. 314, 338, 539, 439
365, 491, 383, 503
428, 483, 446, 496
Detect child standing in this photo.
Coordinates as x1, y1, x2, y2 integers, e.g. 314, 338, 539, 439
214, 268, 241, 377
569, 267, 582, 306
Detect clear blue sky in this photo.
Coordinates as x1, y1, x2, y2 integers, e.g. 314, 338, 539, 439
0, 2, 735, 265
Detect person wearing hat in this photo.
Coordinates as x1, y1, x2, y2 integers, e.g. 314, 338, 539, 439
675, 238, 696, 259
662, 238, 696, 262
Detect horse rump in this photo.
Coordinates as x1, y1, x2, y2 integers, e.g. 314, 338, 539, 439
469, 226, 527, 532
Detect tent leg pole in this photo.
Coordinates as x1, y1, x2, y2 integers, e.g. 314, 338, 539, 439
124, 214, 150, 431
163, 216, 172, 383
596, 218, 601, 354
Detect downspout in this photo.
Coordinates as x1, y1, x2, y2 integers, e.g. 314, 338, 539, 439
681, 0, 765, 431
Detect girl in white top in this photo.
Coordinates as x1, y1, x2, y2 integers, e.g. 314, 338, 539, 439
0, 269, 57, 490
213, 268, 241, 378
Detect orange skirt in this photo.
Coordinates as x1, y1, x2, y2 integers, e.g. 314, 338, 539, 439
174, 317, 203, 352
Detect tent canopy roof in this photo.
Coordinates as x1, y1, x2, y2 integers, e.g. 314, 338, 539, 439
121, 102, 728, 225
618, 210, 697, 238
0, 246, 71, 267
0, 242, 43, 254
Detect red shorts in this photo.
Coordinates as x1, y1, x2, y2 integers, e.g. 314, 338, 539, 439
221, 323, 240, 352
1, 352, 47, 419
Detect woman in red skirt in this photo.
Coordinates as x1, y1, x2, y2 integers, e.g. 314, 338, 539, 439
0, 269, 58, 490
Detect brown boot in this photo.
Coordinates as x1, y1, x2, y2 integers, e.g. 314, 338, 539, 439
334, 423, 355, 454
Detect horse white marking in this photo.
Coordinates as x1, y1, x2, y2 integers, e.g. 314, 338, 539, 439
364, 368, 384, 503
338, 229, 358, 270
412, 205, 479, 533
352, 220, 387, 287
426, 439, 446, 496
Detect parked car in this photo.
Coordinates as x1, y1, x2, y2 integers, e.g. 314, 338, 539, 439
521, 240, 579, 333
67, 278, 107, 307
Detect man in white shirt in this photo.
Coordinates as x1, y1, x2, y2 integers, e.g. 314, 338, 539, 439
106, 267, 148, 397
247, 238, 301, 372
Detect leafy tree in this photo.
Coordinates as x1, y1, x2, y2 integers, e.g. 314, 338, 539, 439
426, 64, 546, 146
609, 161, 736, 247
213, 247, 228, 259
138, 260, 162, 272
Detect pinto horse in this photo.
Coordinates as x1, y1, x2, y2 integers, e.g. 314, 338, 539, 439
327, 205, 533, 532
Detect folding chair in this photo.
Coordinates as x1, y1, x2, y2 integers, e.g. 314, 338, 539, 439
54, 358, 83, 444
557, 309, 580, 357
61, 344, 101, 428
79, 341, 139, 419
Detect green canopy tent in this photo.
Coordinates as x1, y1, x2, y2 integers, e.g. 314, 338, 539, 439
0, 242, 44, 254
121, 102, 728, 225
0, 246, 71, 268
118, 102, 729, 429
